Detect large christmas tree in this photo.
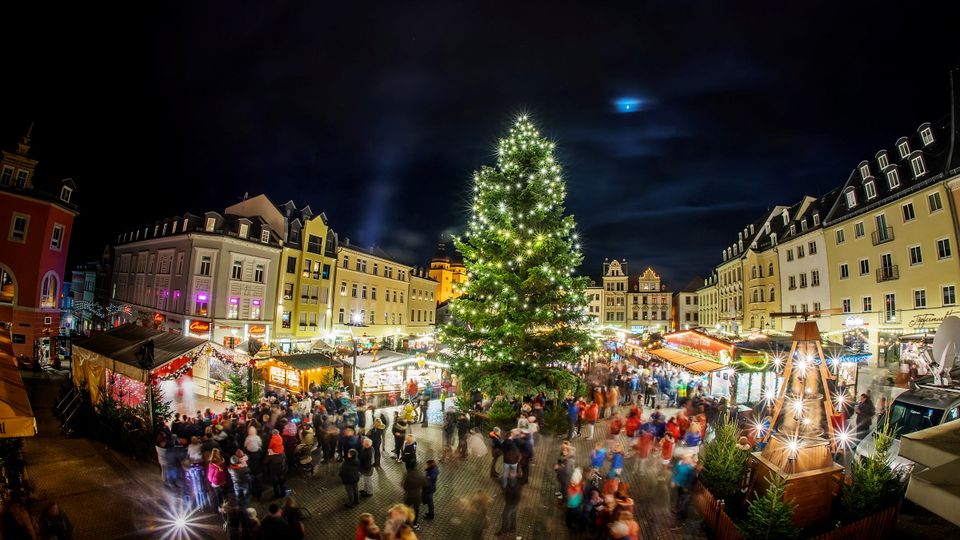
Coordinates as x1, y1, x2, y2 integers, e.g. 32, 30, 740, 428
440, 115, 594, 396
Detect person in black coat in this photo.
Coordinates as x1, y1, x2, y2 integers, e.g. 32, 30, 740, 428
402, 467, 426, 526
400, 434, 418, 471
368, 419, 386, 467
456, 414, 470, 458
488, 427, 503, 478
392, 414, 408, 457
339, 449, 361, 508
358, 438, 375, 497
423, 460, 439, 520
258, 503, 290, 539
263, 450, 288, 500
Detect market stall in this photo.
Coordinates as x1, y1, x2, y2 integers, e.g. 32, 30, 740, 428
256, 353, 343, 393
72, 324, 250, 408
0, 356, 37, 438
354, 350, 449, 404
647, 346, 730, 398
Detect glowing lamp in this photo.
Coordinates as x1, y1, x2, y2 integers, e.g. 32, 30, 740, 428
252, 299, 261, 306
229, 297, 239, 305
196, 293, 208, 301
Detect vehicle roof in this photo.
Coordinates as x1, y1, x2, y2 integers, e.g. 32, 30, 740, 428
894, 386, 960, 410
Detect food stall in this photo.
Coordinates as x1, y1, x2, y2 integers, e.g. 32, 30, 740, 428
354, 350, 449, 405
256, 353, 343, 394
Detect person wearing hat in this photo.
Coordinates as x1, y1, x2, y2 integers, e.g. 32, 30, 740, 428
488, 427, 503, 478
228, 454, 251, 507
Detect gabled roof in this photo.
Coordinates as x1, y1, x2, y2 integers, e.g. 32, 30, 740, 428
777, 188, 841, 244
75, 324, 207, 369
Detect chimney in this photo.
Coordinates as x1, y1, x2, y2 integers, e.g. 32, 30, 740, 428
344, 237, 351, 247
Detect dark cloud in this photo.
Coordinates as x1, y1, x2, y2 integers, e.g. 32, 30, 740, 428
2, 1, 958, 288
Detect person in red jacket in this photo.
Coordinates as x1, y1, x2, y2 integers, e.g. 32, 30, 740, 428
665, 417, 681, 440
583, 401, 599, 440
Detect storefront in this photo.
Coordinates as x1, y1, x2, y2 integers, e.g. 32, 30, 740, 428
256, 353, 343, 394
647, 347, 729, 398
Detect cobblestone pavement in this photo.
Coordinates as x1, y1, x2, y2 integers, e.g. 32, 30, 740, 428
21, 373, 706, 539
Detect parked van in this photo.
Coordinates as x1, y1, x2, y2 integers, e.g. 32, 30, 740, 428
854, 384, 960, 470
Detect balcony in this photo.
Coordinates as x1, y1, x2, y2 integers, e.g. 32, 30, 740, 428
876, 265, 899, 282
872, 227, 894, 246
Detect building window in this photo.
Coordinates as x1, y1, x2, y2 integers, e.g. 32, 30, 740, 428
351, 284, 357, 298
842, 299, 851, 313
909, 245, 923, 266
878, 153, 889, 169
910, 155, 927, 177
251, 299, 262, 319
938, 238, 952, 260
340, 282, 347, 295
302, 259, 312, 279
839, 263, 849, 279
260, 229, 270, 243
811, 270, 820, 286
283, 283, 293, 300
854, 222, 865, 238
9, 213, 28, 242
786, 249, 794, 262
199, 256, 211, 276
797, 245, 805, 258
921, 127, 934, 146
60, 185, 73, 203
859, 259, 869, 276
808, 241, 817, 255
863, 296, 872, 312
845, 190, 857, 209
238, 223, 249, 238
0, 166, 12, 186
228, 297, 240, 318
769, 287, 775, 302
205, 217, 216, 231
39, 272, 58, 308
254, 264, 264, 283
361, 285, 367, 299
286, 256, 297, 274
322, 264, 330, 279
768, 262, 774, 275
281, 311, 291, 328
898, 141, 910, 158
860, 164, 870, 178
342, 256, 349, 269
195, 293, 209, 316
914, 289, 927, 309
232, 260, 243, 280
358, 259, 367, 272
943, 286, 956, 306
928, 192, 943, 213
813, 213, 820, 226
864, 180, 877, 199
373, 263, 379, 276
788, 276, 796, 289
50, 224, 65, 250
836, 229, 845, 245
884, 293, 897, 322
15, 170, 28, 188
799, 273, 808, 288
307, 234, 322, 254
902, 203, 916, 222
886, 169, 900, 189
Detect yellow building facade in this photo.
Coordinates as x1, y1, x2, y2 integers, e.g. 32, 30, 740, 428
408, 272, 438, 334
824, 118, 960, 365
272, 205, 338, 352
428, 243, 466, 304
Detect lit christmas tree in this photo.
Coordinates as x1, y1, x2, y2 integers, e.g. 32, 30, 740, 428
440, 115, 594, 396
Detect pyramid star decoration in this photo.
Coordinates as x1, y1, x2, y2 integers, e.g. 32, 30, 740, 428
439, 115, 595, 396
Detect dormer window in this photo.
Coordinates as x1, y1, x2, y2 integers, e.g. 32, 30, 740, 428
770, 233, 777, 245
859, 163, 871, 179
172, 221, 178, 234
801, 220, 808, 232
60, 186, 73, 203
897, 139, 910, 158
910, 155, 927, 177
182, 218, 189, 232
886, 169, 900, 189
789, 224, 796, 235
813, 213, 820, 226
239, 223, 249, 238
845, 190, 857, 209
920, 127, 934, 146
864, 180, 877, 199
781, 210, 789, 225
877, 152, 889, 169
205, 217, 216, 231
260, 229, 270, 243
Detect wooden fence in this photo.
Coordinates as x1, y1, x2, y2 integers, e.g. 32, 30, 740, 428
694, 483, 900, 540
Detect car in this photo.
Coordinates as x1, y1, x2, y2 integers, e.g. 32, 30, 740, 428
855, 384, 960, 471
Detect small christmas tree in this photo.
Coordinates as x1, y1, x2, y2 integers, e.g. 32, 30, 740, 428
841, 423, 907, 519
225, 373, 250, 405
699, 417, 750, 502
440, 115, 594, 396
739, 474, 799, 540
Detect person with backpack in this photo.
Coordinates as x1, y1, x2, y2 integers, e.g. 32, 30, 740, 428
500, 432, 521, 487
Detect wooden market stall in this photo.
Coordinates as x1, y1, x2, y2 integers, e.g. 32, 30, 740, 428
256, 353, 343, 393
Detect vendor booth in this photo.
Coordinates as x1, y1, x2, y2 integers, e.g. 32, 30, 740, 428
72, 324, 250, 407
353, 350, 449, 404
256, 353, 343, 393
0, 356, 37, 438
647, 346, 731, 398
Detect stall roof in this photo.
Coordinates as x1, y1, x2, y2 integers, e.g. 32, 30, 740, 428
0, 358, 37, 438
75, 324, 207, 369
649, 347, 727, 373
266, 353, 342, 371
902, 418, 960, 526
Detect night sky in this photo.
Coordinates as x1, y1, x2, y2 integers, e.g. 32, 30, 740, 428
4, 2, 958, 288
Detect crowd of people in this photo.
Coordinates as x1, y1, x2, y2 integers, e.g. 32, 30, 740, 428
142, 353, 728, 539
